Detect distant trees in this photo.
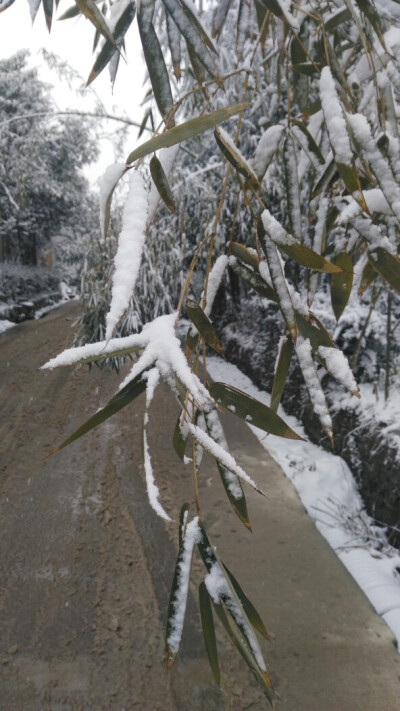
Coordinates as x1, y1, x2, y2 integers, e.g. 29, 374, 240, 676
0, 51, 97, 270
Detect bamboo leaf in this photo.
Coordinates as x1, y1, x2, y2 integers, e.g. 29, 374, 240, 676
55, 371, 147, 451
138, 9, 175, 122
186, 299, 223, 355
353, 0, 385, 47
150, 155, 175, 211
209, 382, 303, 440
230, 242, 260, 270
42, 0, 54, 30
270, 336, 294, 412
75, 0, 119, 48
359, 258, 377, 294
214, 126, 259, 187
185, 325, 200, 357
222, 563, 270, 641
324, 6, 351, 32
368, 248, 400, 295
296, 312, 334, 351
58, 3, 81, 20
199, 582, 220, 686
87, 0, 136, 85
126, 103, 247, 165
161, 0, 218, 77
291, 118, 325, 165
283, 133, 302, 239
178, 503, 190, 547
281, 241, 343, 273
230, 259, 278, 302
166, 11, 181, 79
330, 252, 353, 320
212, 0, 233, 38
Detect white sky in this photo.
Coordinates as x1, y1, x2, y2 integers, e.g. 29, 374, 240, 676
0, 0, 147, 183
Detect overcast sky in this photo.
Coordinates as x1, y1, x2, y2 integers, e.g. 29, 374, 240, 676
0, 0, 146, 181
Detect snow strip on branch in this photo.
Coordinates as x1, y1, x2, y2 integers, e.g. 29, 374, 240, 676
317, 346, 359, 396
166, 517, 202, 656
252, 124, 284, 180
320, 67, 352, 166
188, 423, 264, 495
203, 255, 229, 317
105, 170, 148, 341
295, 335, 333, 440
142, 367, 172, 521
204, 408, 243, 500
99, 162, 126, 240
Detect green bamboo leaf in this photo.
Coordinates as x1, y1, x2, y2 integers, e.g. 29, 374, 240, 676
58, 3, 81, 20
292, 63, 321, 76
337, 161, 362, 196
270, 336, 294, 412
203, 410, 251, 530
230, 259, 278, 302
311, 158, 338, 199
173, 413, 188, 461
368, 248, 400, 295
126, 103, 247, 165
280, 241, 343, 273
222, 563, 269, 641
199, 582, 220, 686
291, 118, 325, 165
161, 0, 218, 77
214, 126, 259, 187
75, 0, 118, 48
186, 39, 206, 85
185, 326, 200, 357
330, 252, 353, 320
42, 0, 54, 30
166, 11, 181, 79
354, 0, 385, 47
211, 599, 275, 706
359, 258, 377, 294
324, 6, 351, 31
55, 371, 147, 451
186, 299, 223, 356
230, 242, 260, 270
150, 155, 175, 212
209, 382, 303, 440
138, 10, 174, 123
296, 312, 334, 351
87, 0, 136, 85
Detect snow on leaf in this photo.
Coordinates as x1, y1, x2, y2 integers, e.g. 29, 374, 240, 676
295, 335, 333, 441
317, 346, 359, 396
166, 516, 202, 663
99, 162, 126, 240
142, 367, 172, 521
320, 66, 352, 167
105, 171, 148, 341
251, 124, 284, 181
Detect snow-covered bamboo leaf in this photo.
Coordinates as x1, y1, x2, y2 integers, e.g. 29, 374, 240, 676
138, 4, 174, 123
237, 0, 251, 58
212, 0, 233, 38
186, 39, 206, 85
252, 124, 284, 181
178, 503, 190, 547
283, 133, 302, 239
185, 325, 200, 356
359, 258, 377, 294
42, 0, 53, 30
173, 412, 188, 461
161, 0, 218, 78
105, 171, 148, 340
126, 103, 247, 165
186, 299, 223, 356
150, 155, 175, 211
353, 0, 385, 46
270, 335, 293, 412
291, 119, 325, 165
330, 252, 353, 321
166, 11, 181, 79
311, 157, 338, 199
258, 222, 297, 341
295, 336, 333, 442
75, 0, 118, 48
368, 248, 400, 294
197, 525, 274, 704
230, 258, 278, 302
222, 563, 270, 641
262, 210, 341, 273
99, 162, 126, 240
166, 516, 201, 667
199, 582, 220, 686
87, 0, 136, 85
296, 312, 334, 351
209, 382, 303, 440
230, 242, 260, 270
54, 370, 147, 452
204, 409, 251, 530
316, 346, 359, 396
260, 0, 299, 28
324, 6, 351, 32
214, 126, 259, 188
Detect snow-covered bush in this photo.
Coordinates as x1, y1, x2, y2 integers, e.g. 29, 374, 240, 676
8, 0, 400, 704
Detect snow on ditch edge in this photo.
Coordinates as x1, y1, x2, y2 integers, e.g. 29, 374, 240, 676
207, 356, 400, 650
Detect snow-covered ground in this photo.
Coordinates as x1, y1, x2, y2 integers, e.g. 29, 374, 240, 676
207, 356, 400, 650
0, 320, 16, 334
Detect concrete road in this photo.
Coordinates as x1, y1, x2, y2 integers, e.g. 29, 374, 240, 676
0, 302, 399, 710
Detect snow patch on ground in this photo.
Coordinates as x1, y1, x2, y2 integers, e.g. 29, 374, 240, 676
207, 356, 400, 650
0, 320, 16, 334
